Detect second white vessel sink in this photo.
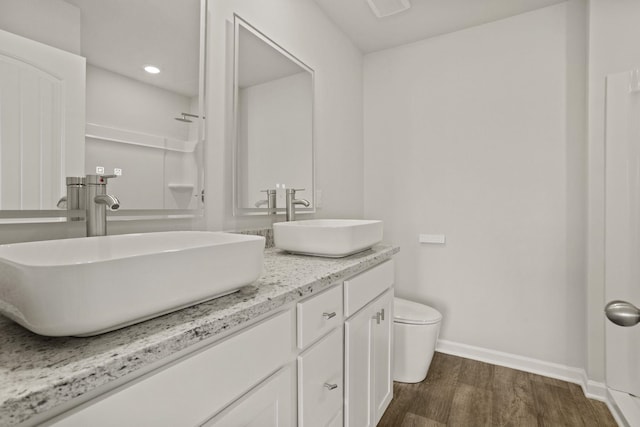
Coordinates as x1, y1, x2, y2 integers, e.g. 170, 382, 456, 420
273, 219, 383, 257
0, 231, 265, 336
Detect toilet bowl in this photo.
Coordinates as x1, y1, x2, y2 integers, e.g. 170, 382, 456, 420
393, 297, 442, 383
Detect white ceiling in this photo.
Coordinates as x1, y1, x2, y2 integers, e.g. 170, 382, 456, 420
238, 25, 307, 88
312, 0, 567, 53
64, 0, 200, 97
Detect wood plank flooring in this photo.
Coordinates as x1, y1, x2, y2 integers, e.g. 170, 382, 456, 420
378, 352, 618, 427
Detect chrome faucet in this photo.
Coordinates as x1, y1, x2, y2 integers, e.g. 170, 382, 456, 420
85, 174, 120, 237
57, 177, 86, 221
285, 188, 310, 221
255, 189, 277, 214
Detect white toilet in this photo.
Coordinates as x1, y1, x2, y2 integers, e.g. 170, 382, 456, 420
393, 297, 442, 383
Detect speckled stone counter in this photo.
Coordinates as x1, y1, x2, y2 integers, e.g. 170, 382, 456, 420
0, 245, 399, 426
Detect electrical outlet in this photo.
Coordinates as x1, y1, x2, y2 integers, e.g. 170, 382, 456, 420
114, 168, 122, 176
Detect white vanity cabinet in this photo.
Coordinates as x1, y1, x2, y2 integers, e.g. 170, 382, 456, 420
344, 261, 394, 427
42, 259, 395, 427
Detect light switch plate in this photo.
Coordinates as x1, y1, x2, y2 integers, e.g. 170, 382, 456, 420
419, 234, 446, 244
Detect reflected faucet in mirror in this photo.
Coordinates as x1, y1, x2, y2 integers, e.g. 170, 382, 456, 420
57, 177, 87, 222
255, 189, 277, 214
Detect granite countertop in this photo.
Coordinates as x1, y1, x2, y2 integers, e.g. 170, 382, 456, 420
0, 245, 399, 426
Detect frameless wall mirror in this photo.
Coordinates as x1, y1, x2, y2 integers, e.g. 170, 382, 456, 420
0, 0, 206, 221
233, 16, 315, 216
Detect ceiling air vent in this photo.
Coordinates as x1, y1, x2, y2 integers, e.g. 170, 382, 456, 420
366, 0, 411, 18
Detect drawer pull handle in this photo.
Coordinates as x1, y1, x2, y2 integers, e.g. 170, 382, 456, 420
374, 312, 381, 324
324, 383, 338, 390
323, 312, 337, 320
380, 308, 385, 321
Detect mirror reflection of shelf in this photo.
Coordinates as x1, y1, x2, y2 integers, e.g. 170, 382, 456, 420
85, 123, 200, 210
168, 184, 195, 191
86, 123, 197, 152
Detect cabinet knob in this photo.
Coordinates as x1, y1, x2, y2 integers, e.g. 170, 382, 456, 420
323, 312, 337, 320
324, 383, 338, 390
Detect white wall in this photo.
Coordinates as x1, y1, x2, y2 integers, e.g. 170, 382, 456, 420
364, 4, 587, 368
587, 0, 640, 383
86, 65, 194, 141
239, 72, 313, 207
0, 0, 80, 54
206, 0, 364, 230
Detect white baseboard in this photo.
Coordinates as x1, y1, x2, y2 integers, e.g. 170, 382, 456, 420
435, 340, 608, 402
608, 388, 640, 427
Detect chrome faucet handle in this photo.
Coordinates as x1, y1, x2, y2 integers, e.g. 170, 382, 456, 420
286, 188, 305, 195
260, 189, 276, 195
86, 174, 117, 185
98, 174, 117, 183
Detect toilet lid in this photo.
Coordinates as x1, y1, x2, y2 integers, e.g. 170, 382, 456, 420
394, 297, 442, 325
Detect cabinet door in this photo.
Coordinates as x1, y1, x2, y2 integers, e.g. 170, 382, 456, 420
345, 302, 375, 427
298, 328, 343, 427
372, 290, 393, 424
203, 365, 296, 427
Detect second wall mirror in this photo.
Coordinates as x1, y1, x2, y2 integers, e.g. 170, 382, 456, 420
233, 15, 315, 216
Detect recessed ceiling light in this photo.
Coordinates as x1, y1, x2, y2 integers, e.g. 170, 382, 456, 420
144, 65, 161, 74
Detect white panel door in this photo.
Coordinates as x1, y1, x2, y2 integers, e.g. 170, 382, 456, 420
345, 303, 374, 427
0, 28, 85, 209
372, 290, 393, 424
604, 70, 640, 397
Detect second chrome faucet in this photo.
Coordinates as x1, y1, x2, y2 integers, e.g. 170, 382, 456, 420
285, 188, 309, 221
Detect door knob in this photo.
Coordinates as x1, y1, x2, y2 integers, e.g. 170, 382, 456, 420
605, 300, 640, 327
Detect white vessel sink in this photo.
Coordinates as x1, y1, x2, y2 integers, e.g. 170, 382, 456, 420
0, 231, 265, 336
273, 219, 383, 257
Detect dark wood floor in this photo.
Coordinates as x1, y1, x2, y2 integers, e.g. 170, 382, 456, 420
379, 352, 618, 427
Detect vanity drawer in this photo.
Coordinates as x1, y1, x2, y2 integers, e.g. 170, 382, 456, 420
297, 284, 343, 349
344, 260, 394, 318
298, 327, 344, 427
50, 309, 295, 427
